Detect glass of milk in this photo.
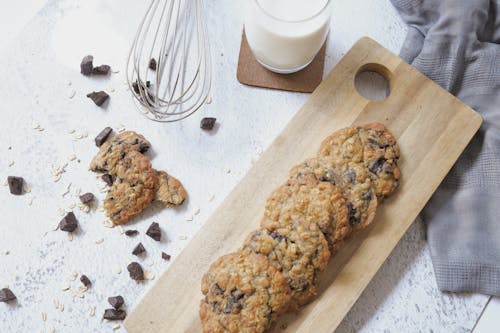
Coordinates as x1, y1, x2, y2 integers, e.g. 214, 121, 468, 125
244, 0, 332, 74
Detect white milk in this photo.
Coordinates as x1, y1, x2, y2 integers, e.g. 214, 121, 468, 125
245, 0, 331, 73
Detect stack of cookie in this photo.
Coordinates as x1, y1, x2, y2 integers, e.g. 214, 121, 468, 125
90, 130, 187, 225
200, 123, 401, 332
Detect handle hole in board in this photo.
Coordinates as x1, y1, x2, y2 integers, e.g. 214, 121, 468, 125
354, 63, 391, 101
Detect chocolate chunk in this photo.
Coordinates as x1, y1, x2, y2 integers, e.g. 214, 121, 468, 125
95, 127, 113, 147
161, 252, 171, 261
7, 176, 24, 195
0, 288, 16, 302
369, 157, 387, 174
200, 117, 216, 130
103, 308, 126, 320
211, 283, 223, 295
59, 212, 78, 232
127, 262, 144, 281
108, 295, 124, 309
79, 192, 95, 204
343, 169, 357, 184
102, 173, 114, 186
146, 222, 161, 241
92, 64, 111, 75
80, 55, 94, 75
132, 81, 139, 94
80, 275, 92, 287
347, 202, 359, 225
87, 91, 109, 107
269, 231, 285, 242
132, 242, 146, 256
149, 58, 157, 70
125, 230, 139, 237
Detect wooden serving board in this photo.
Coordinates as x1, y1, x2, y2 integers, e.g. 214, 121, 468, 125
124, 37, 482, 333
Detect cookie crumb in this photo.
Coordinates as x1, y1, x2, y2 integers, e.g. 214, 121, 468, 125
95, 238, 104, 244
42, 311, 47, 321
68, 90, 76, 99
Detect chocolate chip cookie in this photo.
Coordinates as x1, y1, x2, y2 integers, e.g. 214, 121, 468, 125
154, 170, 187, 207
318, 123, 400, 199
241, 223, 330, 308
90, 131, 151, 173
289, 157, 377, 234
261, 180, 350, 253
200, 252, 291, 333
103, 151, 156, 225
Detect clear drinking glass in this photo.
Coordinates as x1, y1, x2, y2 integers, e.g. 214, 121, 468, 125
244, 0, 333, 74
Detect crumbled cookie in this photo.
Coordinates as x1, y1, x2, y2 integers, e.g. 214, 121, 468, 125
241, 224, 330, 308
154, 170, 187, 207
103, 151, 156, 225
318, 123, 400, 199
90, 131, 151, 174
200, 252, 291, 333
289, 157, 378, 234
261, 180, 350, 253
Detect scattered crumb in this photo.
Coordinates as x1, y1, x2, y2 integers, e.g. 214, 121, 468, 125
59, 303, 64, 312
224, 167, 231, 174
89, 306, 95, 317
22, 183, 31, 193
68, 129, 76, 134
48, 324, 55, 333
42, 311, 47, 322
144, 270, 155, 280
205, 96, 213, 104
68, 154, 77, 161
52, 298, 59, 309
68, 80, 72, 86
61, 284, 70, 291
69, 271, 78, 281
26, 195, 34, 206
185, 215, 193, 222
102, 220, 114, 228
179, 235, 188, 240
112, 324, 121, 331
114, 267, 122, 275
95, 238, 104, 244
51, 222, 59, 231
208, 194, 215, 202
67, 232, 73, 241
7, 160, 14, 167
68, 90, 76, 99
117, 226, 125, 235
147, 260, 155, 267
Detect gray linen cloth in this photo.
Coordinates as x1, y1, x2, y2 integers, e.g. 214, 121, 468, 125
390, 0, 500, 295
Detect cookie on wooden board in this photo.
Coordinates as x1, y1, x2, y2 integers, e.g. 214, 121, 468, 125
242, 224, 330, 308
261, 180, 350, 253
289, 157, 378, 234
200, 252, 291, 333
318, 123, 400, 199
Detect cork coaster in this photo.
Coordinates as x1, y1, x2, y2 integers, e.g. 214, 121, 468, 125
237, 31, 326, 93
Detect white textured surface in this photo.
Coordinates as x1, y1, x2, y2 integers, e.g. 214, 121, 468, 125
0, 0, 490, 332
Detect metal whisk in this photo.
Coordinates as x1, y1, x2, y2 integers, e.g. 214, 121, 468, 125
126, 0, 212, 122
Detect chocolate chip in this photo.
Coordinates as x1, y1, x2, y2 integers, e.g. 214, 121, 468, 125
102, 173, 114, 186
269, 230, 285, 242
343, 169, 357, 184
132, 81, 139, 94
80, 275, 92, 287
149, 58, 157, 70
87, 91, 109, 106
127, 262, 144, 281
211, 283, 223, 295
95, 127, 113, 147
59, 212, 78, 232
132, 243, 146, 256
103, 308, 126, 320
79, 192, 95, 205
146, 222, 161, 241
7, 176, 24, 195
369, 157, 387, 174
231, 289, 244, 301
108, 295, 124, 309
92, 64, 111, 75
0, 288, 16, 302
200, 117, 216, 130
361, 189, 373, 200
161, 252, 171, 261
347, 202, 359, 225
80, 55, 94, 75
125, 230, 139, 237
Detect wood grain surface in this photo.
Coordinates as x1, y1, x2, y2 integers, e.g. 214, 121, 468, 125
124, 37, 482, 333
